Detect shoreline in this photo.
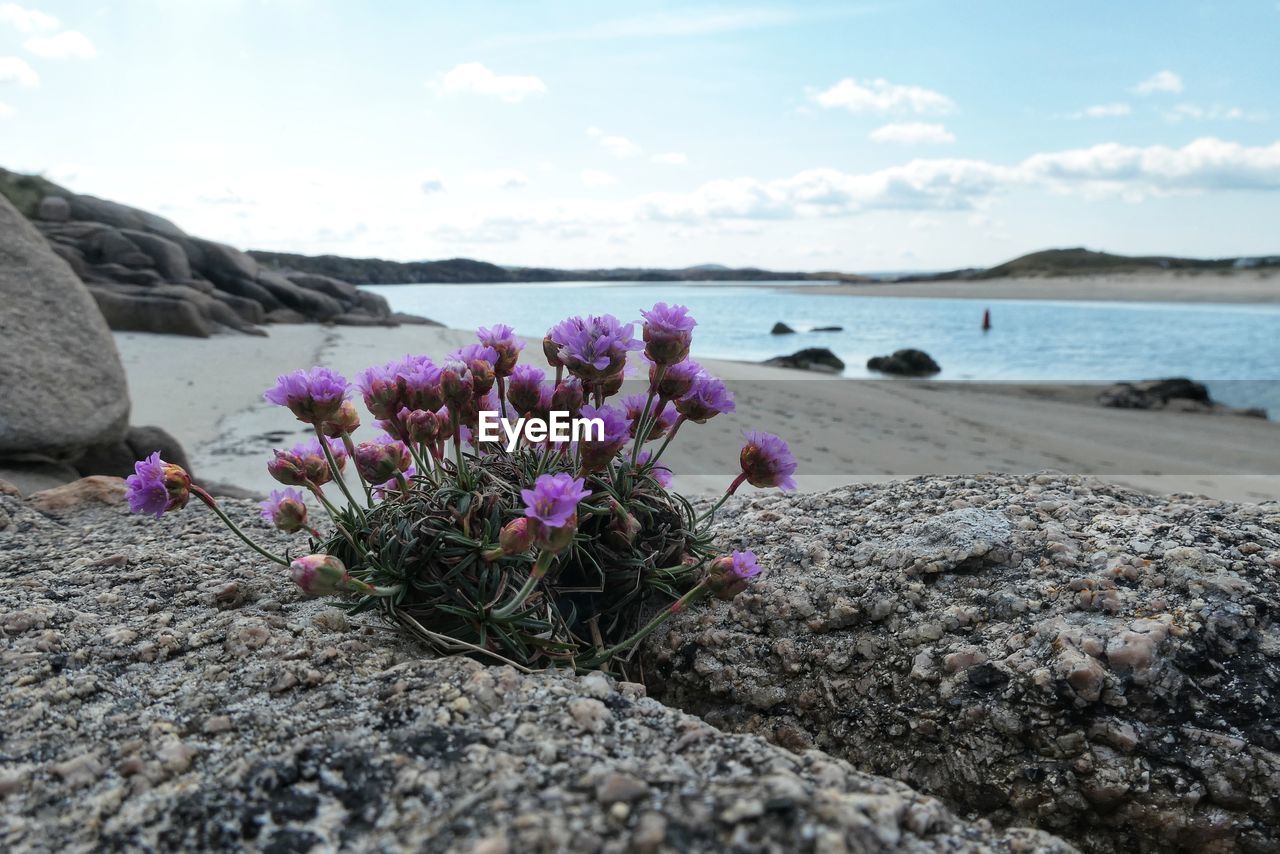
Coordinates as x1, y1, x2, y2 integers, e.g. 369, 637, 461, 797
114, 325, 1280, 504
783, 270, 1280, 304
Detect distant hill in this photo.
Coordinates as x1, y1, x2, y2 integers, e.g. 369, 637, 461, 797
899, 247, 1280, 282
248, 250, 871, 285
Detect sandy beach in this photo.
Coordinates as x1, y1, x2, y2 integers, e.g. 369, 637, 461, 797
788, 270, 1280, 303
114, 324, 1280, 504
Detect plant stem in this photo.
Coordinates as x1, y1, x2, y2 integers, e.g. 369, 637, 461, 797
314, 425, 365, 518
339, 431, 373, 508
582, 582, 711, 667
647, 415, 685, 465
630, 367, 665, 464
492, 549, 556, 620
696, 473, 746, 525
191, 486, 289, 566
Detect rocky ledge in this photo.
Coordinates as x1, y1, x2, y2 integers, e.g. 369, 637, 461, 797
0, 168, 437, 337
645, 474, 1280, 852
0, 480, 1068, 852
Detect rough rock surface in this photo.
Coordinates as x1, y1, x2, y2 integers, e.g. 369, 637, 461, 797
0, 194, 130, 461
1097, 378, 1267, 418
0, 489, 1069, 852
867, 349, 942, 376
644, 474, 1280, 852
765, 347, 846, 373
0, 167, 435, 336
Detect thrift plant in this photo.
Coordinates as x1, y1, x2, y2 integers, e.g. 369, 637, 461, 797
126, 303, 796, 672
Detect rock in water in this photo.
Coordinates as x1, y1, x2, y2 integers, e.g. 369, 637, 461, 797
764, 348, 846, 373
0, 194, 130, 460
770, 321, 796, 334
812, 325, 844, 332
0, 492, 1070, 853
867, 349, 941, 376
645, 473, 1280, 852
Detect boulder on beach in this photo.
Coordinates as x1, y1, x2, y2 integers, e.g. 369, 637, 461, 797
0, 194, 130, 461
645, 473, 1280, 852
73, 425, 191, 480
0, 167, 440, 337
0, 489, 1071, 853
764, 347, 846, 373
867, 348, 941, 376
1097, 377, 1266, 417
770, 321, 796, 334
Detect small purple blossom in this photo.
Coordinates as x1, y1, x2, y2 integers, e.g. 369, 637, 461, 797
675, 370, 735, 423
739, 430, 798, 492
723, 550, 761, 581
640, 302, 696, 366
354, 433, 411, 484
125, 452, 190, 518
547, 314, 641, 381
264, 367, 350, 424
651, 358, 701, 400
272, 437, 346, 486
577, 404, 632, 471
636, 449, 673, 488
620, 394, 678, 441
398, 355, 444, 413
357, 357, 409, 420
260, 488, 309, 533
707, 549, 763, 600
477, 324, 524, 376
507, 364, 546, 415
521, 472, 591, 529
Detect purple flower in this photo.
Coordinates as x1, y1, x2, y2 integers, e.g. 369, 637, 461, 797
577, 404, 632, 472
521, 472, 591, 529
271, 437, 346, 486
357, 357, 409, 420
620, 393, 678, 441
264, 367, 350, 424
650, 358, 701, 401
507, 364, 546, 415
551, 376, 584, 417
636, 449, 673, 488
739, 431, 798, 492
319, 400, 362, 438
290, 554, 348, 596
260, 488, 309, 533
547, 314, 641, 381
707, 550, 762, 600
477, 324, 525, 376
640, 303, 696, 366
675, 370, 735, 423
125, 452, 191, 518
398, 355, 444, 413
442, 344, 499, 406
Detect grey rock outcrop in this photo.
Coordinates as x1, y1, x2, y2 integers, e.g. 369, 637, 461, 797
1097, 378, 1267, 418
0, 492, 1071, 853
765, 347, 846, 373
0, 194, 130, 460
867, 349, 941, 376
645, 474, 1280, 852
1, 166, 436, 336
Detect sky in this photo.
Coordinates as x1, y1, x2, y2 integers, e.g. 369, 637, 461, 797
2, 1, 1279, 271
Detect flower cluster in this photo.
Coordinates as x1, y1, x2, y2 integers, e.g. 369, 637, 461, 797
124, 302, 795, 671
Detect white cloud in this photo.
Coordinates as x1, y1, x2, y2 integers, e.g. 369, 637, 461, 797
0, 3, 58, 33
599, 134, 642, 158
0, 55, 38, 86
581, 169, 617, 187
436, 62, 547, 103
1165, 103, 1264, 122
868, 122, 955, 144
813, 78, 955, 114
651, 152, 688, 165
633, 137, 1280, 223
1069, 102, 1132, 119
465, 169, 528, 189
0, 100, 13, 118
1133, 70, 1183, 95
24, 30, 96, 59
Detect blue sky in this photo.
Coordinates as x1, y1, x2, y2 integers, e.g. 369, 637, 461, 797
2, 1, 1278, 270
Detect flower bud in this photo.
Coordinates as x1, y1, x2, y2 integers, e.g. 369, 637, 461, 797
551, 377, 584, 417
595, 372, 624, 398
542, 335, 563, 368
260, 488, 309, 533
354, 438, 411, 484
267, 449, 308, 486
435, 407, 455, 442
605, 498, 642, 547
706, 550, 762, 600
320, 400, 362, 438
498, 517, 535, 555
290, 554, 348, 596
440, 363, 473, 411
403, 408, 439, 445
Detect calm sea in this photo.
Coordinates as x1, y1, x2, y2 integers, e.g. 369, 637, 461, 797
363, 281, 1280, 415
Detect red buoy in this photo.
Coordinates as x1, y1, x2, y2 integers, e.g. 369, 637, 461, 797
982, 308, 992, 332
